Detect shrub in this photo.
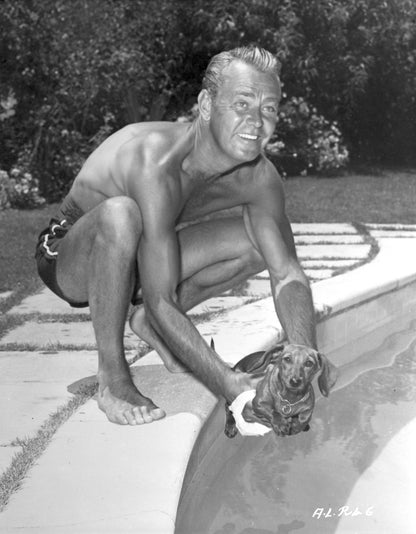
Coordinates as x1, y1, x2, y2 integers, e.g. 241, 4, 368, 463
0, 167, 45, 210
0, 0, 188, 201
266, 96, 349, 176
0, 171, 11, 210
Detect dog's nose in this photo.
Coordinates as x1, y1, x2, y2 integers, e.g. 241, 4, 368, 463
289, 377, 302, 387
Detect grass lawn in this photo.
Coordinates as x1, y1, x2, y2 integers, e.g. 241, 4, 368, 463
285, 169, 416, 223
0, 203, 57, 312
0, 168, 415, 312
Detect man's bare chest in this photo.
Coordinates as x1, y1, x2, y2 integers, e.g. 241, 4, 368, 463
177, 173, 251, 223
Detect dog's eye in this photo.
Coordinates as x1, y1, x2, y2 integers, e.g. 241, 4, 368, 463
305, 360, 314, 367
283, 356, 292, 363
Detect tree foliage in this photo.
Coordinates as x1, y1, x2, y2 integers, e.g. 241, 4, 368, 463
183, 0, 416, 164
1, 0, 415, 201
0, 0, 188, 199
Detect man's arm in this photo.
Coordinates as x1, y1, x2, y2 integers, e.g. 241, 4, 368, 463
135, 180, 243, 402
245, 164, 317, 349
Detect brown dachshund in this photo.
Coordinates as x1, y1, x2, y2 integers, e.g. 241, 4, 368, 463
224, 343, 338, 438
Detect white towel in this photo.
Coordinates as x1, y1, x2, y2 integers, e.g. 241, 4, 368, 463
229, 389, 271, 437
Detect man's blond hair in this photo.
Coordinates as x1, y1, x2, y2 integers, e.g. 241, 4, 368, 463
202, 45, 281, 99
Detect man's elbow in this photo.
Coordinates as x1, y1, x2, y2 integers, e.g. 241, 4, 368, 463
273, 258, 307, 284
272, 261, 310, 294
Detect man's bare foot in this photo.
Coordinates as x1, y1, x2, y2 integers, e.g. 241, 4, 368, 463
129, 306, 188, 373
97, 376, 166, 425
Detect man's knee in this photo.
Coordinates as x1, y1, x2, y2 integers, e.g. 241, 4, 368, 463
96, 196, 142, 249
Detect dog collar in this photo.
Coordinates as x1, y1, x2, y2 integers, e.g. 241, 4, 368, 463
276, 388, 311, 416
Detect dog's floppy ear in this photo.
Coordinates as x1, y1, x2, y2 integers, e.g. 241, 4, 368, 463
253, 344, 285, 376
264, 344, 285, 366
238, 345, 285, 376
317, 352, 338, 397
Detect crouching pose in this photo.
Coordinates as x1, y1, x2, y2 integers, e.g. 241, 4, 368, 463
35, 45, 328, 425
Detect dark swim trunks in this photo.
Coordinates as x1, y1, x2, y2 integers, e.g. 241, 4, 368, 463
35, 194, 143, 308
35, 194, 89, 307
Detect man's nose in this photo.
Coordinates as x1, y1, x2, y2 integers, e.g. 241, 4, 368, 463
247, 107, 263, 127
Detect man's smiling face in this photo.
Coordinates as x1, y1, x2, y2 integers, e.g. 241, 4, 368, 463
208, 60, 280, 164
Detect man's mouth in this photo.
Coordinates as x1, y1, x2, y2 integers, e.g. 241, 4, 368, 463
238, 133, 260, 141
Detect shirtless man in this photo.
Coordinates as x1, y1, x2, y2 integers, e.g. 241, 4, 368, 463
35, 45, 318, 425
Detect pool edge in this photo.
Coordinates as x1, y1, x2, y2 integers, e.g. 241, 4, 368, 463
174, 236, 416, 530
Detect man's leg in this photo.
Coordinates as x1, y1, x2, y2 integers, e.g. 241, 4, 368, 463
177, 216, 265, 309
55, 196, 165, 425
130, 215, 265, 360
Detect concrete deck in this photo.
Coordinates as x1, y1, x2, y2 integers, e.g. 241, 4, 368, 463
0, 223, 415, 533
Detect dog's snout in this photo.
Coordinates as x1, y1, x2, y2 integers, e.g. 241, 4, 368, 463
289, 377, 302, 387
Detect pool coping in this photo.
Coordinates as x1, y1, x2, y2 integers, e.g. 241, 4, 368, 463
1, 233, 416, 532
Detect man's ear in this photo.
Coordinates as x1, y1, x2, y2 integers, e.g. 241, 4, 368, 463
198, 89, 212, 121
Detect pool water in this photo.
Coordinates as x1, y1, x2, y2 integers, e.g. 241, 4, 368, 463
176, 317, 416, 534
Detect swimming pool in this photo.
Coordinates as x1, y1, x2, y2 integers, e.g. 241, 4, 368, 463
176, 284, 416, 534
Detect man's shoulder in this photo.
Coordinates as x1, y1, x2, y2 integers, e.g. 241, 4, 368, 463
113, 121, 189, 177
234, 156, 285, 216
117, 121, 187, 158
239, 155, 284, 192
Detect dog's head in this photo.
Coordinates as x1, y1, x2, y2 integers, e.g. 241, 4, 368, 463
268, 344, 337, 397
248, 344, 338, 432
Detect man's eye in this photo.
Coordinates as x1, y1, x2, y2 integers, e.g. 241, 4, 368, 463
263, 106, 277, 114
235, 101, 248, 109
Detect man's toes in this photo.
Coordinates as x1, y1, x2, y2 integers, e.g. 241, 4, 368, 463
150, 407, 165, 421
139, 407, 154, 424
109, 411, 129, 425
124, 409, 140, 425
139, 406, 165, 423
129, 405, 165, 425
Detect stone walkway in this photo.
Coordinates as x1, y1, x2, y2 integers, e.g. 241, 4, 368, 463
1, 223, 415, 531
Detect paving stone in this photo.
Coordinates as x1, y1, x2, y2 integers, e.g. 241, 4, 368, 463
304, 269, 335, 280
188, 295, 251, 316
369, 230, 416, 238
9, 287, 89, 316
198, 298, 281, 367
253, 269, 270, 280
11, 290, 253, 318
292, 223, 357, 235
365, 223, 416, 231
0, 408, 202, 534
296, 243, 371, 260
301, 259, 361, 269
294, 234, 364, 245
245, 278, 272, 296
253, 261, 358, 280
0, 321, 140, 350
0, 351, 98, 446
